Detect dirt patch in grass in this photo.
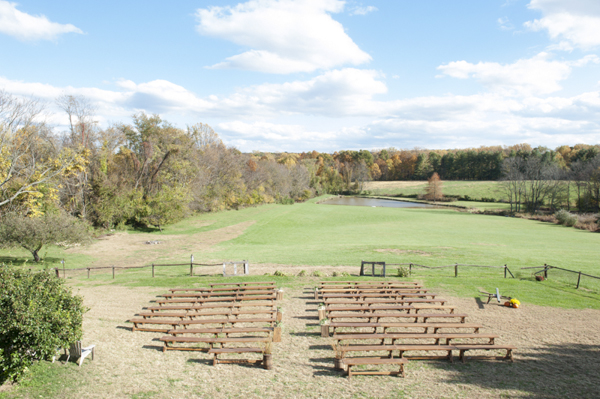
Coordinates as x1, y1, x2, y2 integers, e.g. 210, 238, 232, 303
66, 221, 256, 267
375, 248, 432, 256
8, 279, 596, 399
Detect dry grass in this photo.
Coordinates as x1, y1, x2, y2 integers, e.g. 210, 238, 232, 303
8, 278, 596, 399
66, 221, 256, 267
363, 181, 425, 190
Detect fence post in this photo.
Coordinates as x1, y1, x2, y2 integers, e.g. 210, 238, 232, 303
223, 263, 226, 276
576, 271, 582, 289
454, 263, 458, 277
55, 268, 59, 278
152, 263, 155, 278
409, 263, 412, 276
62, 259, 65, 278
112, 266, 115, 279
244, 260, 249, 275
87, 268, 90, 279
504, 265, 507, 278
190, 254, 194, 277
544, 264, 548, 279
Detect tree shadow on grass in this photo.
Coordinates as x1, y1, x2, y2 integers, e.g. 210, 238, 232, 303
0, 255, 63, 266
431, 343, 600, 399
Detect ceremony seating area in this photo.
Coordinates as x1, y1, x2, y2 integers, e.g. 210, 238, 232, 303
314, 280, 516, 379
129, 281, 282, 369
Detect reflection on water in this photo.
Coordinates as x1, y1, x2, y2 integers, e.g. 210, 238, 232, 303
320, 197, 435, 208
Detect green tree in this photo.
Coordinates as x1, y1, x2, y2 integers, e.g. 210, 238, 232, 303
0, 212, 91, 262
0, 267, 87, 383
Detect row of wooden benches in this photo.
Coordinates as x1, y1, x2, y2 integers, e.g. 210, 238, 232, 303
314, 281, 516, 378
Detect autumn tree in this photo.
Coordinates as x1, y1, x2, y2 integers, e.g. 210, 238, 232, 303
425, 172, 443, 202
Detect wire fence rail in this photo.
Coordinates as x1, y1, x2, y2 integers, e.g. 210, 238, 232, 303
521, 264, 600, 292
48, 256, 247, 279
361, 260, 515, 278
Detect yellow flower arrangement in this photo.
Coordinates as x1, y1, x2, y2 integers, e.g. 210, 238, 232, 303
509, 298, 520, 308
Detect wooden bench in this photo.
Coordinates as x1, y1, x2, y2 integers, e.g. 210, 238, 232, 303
159, 336, 270, 352
322, 293, 438, 300
319, 281, 420, 286
323, 322, 483, 336
210, 282, 275, 287
318, 288, 430, 296
146, 302, 276, 313
168, 327, 274, 336
208, 347, 265, 366
332, 333, 499, 345
344, 357, 407, 379
178, 317, 277, 328
327, 313, 468, 323
325, 305, 413, 314
340, 344, 457, 362
139, 309, 280, 321
128, 318, 180, 332
455, 345, 516, 363
156, 295, 276, 306
162, 290, 275, 299
325, 298, 448, 306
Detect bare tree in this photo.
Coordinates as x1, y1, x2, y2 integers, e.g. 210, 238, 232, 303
425, 172, 443, 202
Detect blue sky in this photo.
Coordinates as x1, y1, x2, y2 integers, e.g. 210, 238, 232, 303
1, 0, 599, 152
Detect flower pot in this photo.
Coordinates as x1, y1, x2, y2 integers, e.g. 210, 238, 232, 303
263, 354, 273, 370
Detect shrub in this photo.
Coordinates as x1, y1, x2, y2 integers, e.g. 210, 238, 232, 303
273, 270, 287, 277
555, 210, 577, 227
397, 267, 410, 278
297, 270, 307, 276
339, 271, 350, 277
0, 267, 87, 383
311, 271, 325, 277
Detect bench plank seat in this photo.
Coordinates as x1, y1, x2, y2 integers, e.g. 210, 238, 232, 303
343, 357, 407, 379
332, 333, 499, 345
167, 327, 273, 335
340, 344, 456, 362
325, 298, 448, 306
156, 295, 276, 305
159, 336, 270, 352
208, 347, 265, 366
146, 302, 276, 312
327, 313, 467, 323
324, 322, 483, 336
178, 317, 276, 327
455, 344, 516, 363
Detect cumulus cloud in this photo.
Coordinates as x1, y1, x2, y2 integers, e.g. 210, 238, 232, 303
525, 0, 600, 50
0, 1, 82, 41
195, 0, 371, 73
2, 67, 600, 152
437, 52, 599, 96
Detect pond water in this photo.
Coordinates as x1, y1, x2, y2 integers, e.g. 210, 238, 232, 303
320, 197, 435, 208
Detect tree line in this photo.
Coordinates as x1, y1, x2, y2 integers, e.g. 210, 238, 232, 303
1, 91, 600, 252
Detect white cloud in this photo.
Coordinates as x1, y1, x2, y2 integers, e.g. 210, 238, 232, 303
195, 0, 371, 74
0, 1, 82, 41
497, 17, 514, 30
525, 0, 600, 50
350, 5, 377, 16
2, 68, 600, 152
437, 53, 598, 96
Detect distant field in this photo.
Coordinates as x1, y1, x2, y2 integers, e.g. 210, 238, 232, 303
364, 180, 505, 201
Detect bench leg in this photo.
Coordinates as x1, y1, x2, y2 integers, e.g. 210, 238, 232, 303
212, 355, 218, 366
507, 349, 514, 362
460, 350, 466, 363
448, 350, 454, 363
347, 365, 352, 380
400, 363, 405, 378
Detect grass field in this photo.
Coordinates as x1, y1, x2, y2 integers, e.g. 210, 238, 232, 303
363, 180, 505, 201
2, 195, 600, 398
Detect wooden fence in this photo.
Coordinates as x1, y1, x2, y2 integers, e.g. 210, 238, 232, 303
363, 261, 515, 278
53, 256, 248, 279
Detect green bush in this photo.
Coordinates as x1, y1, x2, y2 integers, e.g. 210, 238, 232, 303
273, 270, 287, 277
397, 267, 410, 278
0, 267, 87, 383
311, 271, 325, 277
555, 209, 577, 227
297, 270, 307, 276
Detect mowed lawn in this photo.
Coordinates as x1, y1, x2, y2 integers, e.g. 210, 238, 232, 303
190, 197, 598, 273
